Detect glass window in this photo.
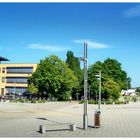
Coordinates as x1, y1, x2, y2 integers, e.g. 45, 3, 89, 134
6, 67, 33, 74
6, 77, 28, 84
6, 87, 27, 94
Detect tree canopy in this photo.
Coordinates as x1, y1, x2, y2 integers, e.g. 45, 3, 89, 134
28, 55, 78, 101
88, 58, 131, 100
28, 83, 38, 95
66, 51, 83, 99
66, 51, 82, 80
28, 52, 131, 101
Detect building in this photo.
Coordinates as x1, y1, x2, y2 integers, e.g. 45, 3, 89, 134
121, 89, 137, 96
0, 63, 37, 96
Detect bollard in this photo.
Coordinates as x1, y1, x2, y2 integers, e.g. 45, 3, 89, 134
69, 123, 76, 131
94, 110, 100, 128
39, 125, 46, 134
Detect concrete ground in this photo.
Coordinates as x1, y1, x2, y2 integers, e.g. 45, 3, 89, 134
0, 101, 140, 137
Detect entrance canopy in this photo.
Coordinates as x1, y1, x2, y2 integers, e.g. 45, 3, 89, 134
0, 56, 9, 63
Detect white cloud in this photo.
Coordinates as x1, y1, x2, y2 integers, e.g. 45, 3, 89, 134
29, 43, 69, 52
123, 5, 140, 18
73, 39, 110, 49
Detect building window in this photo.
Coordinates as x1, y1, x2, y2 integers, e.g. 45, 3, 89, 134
6, 87, 27, 94
2, 77, 5, 83
6, 77, 28, 84
6, 67, 33, 74
2, 67, 5, 73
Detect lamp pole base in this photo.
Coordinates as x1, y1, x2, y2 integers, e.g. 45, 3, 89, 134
83, 114, 88, 130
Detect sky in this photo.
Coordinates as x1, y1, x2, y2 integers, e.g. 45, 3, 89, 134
0, 2, 140, 87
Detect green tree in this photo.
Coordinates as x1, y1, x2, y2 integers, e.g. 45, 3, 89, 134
66, 51, 82, 99
28, 55, 78, 101
136, 87, 140, 96
88, 61, 103, 99
136, 87, 140, 93
66, 51, 82, 80
126, 77, 131, 89
102, 78, 121, 100
88, 58, 131, 100
28, 83, 38, 94
103, 58, 129, 89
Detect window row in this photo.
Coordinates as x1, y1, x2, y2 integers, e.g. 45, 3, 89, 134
0, 67, 33, 74
6, 67, 33, 74
6, 87, 27, 94
1, 77, 28, 84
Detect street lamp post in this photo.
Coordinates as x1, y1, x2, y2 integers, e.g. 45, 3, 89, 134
95, 71, 101, 111
83, 42, 88, 130
78, 42, 88, 130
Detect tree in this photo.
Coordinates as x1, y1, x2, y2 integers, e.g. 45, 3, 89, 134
66, 51, 82, 80
136, 87, 140, 93
28, 55, 78, 101
88, 61, 103, 99
102, 78, 121, 100
126, 77, 131, 89
28, 83, 38, 94
103, 58, 129, 89
88, 58, 131, 100
136, 87, 140, 96
66, 51, 82, 98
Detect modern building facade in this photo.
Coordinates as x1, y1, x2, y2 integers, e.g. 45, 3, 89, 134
0, 64, 37, 96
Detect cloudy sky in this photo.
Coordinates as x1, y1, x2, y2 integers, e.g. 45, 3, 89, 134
0, 3, 140, 87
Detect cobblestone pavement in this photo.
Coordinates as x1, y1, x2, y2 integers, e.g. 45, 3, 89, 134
0, 101, 140, 137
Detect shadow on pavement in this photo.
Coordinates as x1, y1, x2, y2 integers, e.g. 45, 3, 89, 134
76, 126, 83, 130
37, 129, 70, 134
46, 129, 69, 132
37, 117, 47, 120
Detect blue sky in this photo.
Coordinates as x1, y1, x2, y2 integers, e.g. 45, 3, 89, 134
0, 3, 140, 87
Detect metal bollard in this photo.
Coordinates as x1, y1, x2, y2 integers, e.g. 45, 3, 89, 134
69, 123, 76, 131
39, 125, 46, 134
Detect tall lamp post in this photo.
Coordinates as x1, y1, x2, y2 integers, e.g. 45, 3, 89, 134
83, 42, 88, 130
78, 42, 88, 130
95, 71, 101, 111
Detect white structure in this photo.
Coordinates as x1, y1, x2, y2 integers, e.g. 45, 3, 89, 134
121, 89, 137, 96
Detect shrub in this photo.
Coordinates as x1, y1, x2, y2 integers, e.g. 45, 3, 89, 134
114, 100, 125, 104
24, 99, 30, 103
16, 99, 24, 103
31, 100, 37, 103
38, 99, 42, 103
88, 100, 96, 104
37, 99, 47, 103
105, 100, 113, 104
79, 100, 84, 104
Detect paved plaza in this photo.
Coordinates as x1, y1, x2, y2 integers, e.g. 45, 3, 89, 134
0, 101, 140, 137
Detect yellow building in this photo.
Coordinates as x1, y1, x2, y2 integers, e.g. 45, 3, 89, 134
0, 63, 37, 96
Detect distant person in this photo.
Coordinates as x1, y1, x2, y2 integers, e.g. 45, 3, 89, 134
69, 96, 72, 102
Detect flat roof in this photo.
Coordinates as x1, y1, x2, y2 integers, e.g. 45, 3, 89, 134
0, 56, 9, 61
